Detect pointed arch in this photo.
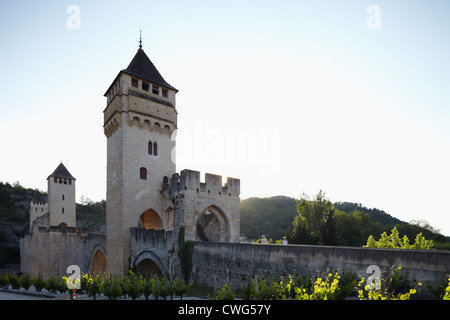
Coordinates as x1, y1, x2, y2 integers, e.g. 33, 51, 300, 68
195, 205, 230, 242
89, 247, 107, 275
138, 209, 162, 230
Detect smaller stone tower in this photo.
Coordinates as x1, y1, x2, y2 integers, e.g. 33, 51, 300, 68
47, 162, 76, 227
28, 192, 48, 232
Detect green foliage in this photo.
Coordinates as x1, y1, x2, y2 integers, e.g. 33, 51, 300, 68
140, 275, 155, 300
102, 276, 123, 300
241, 194, 449, 248
444, 276, 450, 300
240, 196, 298, 241
239, 272, 347, 300
171, 277, 193, 300
45, 275, 67, 293
295, 273, 341, 300
364, 227, 434, 249
122, 270, 142, 300
430, 275, 450, 300
6, 273, 21, 289
75, 200, 106, 230
357, 266, 421, 300
214, 283, 235, 300
286, 191, 338, 245
32, 274, 46, 292
177, 226, 195, 282
0, 273, 9, 288
237, 267, 422, 300
83, 274, 102, 299
19, 274, 32, 290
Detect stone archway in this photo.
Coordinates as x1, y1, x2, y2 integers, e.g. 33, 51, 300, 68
136, 259, 163, 277
89, 248, 107, 275
195, 206, 230, 242
138, 209, 162, 230
133, 250, 167, 277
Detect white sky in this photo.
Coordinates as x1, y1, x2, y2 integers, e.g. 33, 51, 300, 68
0, 1, 449, 236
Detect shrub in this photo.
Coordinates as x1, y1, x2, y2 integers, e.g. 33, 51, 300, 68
364, 227, 434, 249
102, 276, 123, 300
0, 274, 9, 288
357, 266, 421, 300
443, 276, 450, 301
215, 284, 235, 300
32, 275, 46, 292
140, 276, 155, 300
8, 273, 21, 290
20, 274, 32, 290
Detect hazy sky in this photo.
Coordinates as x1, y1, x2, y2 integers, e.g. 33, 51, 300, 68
1, 1, 449, 236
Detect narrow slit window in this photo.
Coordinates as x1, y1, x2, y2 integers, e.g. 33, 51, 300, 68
142, 82, 149, 91
148, 141, 153, 155
152, 85, 160, 95
62, 207, 65, 214
153, 142, 158, 156
132, 78, 138, 88
140, 167, 147, 180
162, 89, 168, 98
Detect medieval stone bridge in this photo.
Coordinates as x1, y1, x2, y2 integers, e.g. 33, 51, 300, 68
127, 228, 450, 297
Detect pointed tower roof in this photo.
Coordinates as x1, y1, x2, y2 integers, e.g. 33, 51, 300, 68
47, 162, 76, 180
122, 48, 178, 92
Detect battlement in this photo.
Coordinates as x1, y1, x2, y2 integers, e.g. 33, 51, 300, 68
170, 169, 240, 197
37, 226, 90, 234
130, 228, 172, 249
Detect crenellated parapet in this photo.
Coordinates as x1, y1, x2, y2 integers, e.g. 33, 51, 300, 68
169, 169, 240, 198
130, 228, 173, 249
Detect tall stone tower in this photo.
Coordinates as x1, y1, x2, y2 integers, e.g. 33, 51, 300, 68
103, 44, 178, 275
47, 162, 76, 227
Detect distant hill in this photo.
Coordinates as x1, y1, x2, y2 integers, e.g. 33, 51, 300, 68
334, 202, 404, 226
240, 196, 297, 241
240, 196, 449, 248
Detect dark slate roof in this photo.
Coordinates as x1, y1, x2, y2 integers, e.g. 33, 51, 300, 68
122, 48, 177, 91
47, 163, 76, 180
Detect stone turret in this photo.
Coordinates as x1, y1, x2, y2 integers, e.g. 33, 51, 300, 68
47, 162, 76, 228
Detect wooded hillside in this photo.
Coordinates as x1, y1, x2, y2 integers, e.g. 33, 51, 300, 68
240, 194, 449, 249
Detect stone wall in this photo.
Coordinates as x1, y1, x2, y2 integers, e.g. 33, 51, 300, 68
20, 226, 105, 278
191, 242, 450, 293
129, 228, 176, 277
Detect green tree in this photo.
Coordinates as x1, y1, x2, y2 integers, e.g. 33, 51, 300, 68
177, 226, 195, 282
286, 191, 338, 245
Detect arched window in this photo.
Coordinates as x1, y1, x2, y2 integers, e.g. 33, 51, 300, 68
148, 141, 153, 155
163, 176, 169, 184
140, 167, 147, 180
153, 142, 158, 156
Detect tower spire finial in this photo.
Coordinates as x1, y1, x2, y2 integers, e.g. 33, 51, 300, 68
139, 30, 142, 49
